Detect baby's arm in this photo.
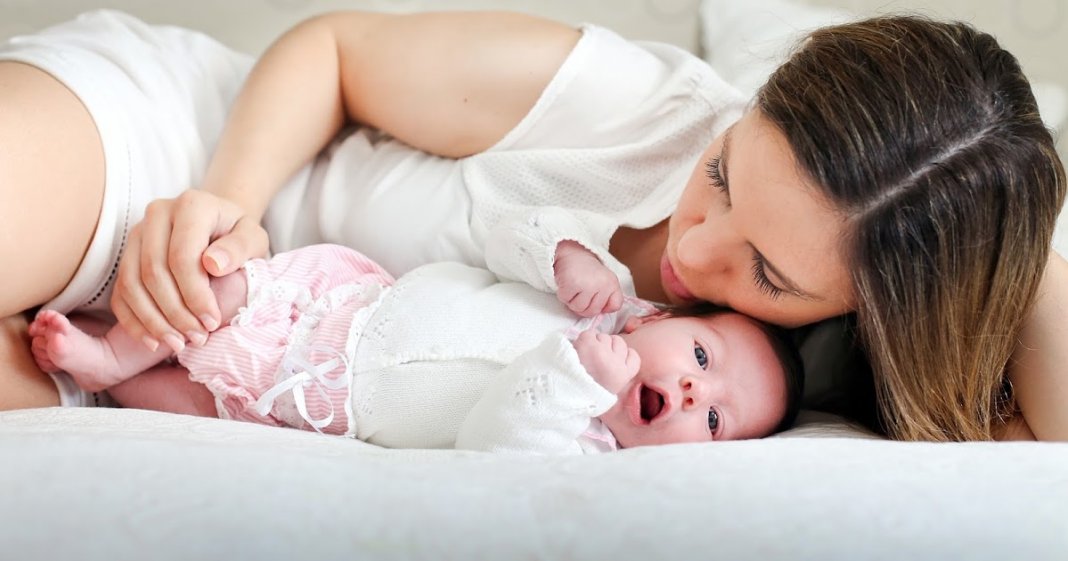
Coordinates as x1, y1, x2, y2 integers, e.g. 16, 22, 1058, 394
484, 207, 624, 317
454, 332, 619, 454
1007, 252, 1068, 441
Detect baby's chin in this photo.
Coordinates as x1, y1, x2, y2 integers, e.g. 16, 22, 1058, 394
598, 406, 633, 448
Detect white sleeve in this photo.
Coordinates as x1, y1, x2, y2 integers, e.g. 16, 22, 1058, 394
454, 332, 618, 455
483, 206, 620, 293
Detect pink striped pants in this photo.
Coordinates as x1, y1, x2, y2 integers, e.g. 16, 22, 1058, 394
177, 244, 394, 435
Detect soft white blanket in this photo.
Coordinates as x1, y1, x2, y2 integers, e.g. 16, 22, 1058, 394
1, 407, 1064, 560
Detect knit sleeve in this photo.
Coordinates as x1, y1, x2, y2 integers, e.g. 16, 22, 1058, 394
483, 206, 621, 293
454, 332, 618, 455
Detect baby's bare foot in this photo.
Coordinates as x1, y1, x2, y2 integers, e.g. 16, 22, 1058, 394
29, 310, 122, 392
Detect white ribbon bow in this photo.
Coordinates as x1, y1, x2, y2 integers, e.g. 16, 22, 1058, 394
253, 345, 351, 433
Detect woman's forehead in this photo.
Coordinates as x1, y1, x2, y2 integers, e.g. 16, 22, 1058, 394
727, 111, 854, 304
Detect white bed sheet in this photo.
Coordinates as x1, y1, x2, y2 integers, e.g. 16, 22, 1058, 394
2, 407, 1065, 560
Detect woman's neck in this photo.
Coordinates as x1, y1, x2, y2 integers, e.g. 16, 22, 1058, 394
610, 219, 670, 303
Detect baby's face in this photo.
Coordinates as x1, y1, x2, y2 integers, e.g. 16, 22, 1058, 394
599, 312, 787, 447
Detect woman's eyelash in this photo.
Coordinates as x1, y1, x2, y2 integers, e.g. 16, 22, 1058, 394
705, 153, 783, 301
751, 254, 785, 300
704, 156, 726, 191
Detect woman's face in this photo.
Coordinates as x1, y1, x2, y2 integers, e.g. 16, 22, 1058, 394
663, 110, 855, 328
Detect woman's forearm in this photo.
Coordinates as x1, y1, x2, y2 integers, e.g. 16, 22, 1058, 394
113, 9, 578, 349
200, 10, 580, 220
199, 14, 357, 219
1010, 251, 1068, 441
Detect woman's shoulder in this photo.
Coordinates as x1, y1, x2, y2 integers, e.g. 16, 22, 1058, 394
480, 22, 745, 154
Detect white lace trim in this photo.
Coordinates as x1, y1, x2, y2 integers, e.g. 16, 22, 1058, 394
241, 260, 390, 436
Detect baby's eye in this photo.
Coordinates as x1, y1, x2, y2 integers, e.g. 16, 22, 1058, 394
707, 408, 720, 432
694, 344, 708, 369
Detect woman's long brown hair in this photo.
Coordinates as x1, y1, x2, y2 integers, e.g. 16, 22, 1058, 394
757, 16, 1066, 440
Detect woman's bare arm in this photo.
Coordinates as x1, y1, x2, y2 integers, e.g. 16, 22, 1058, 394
112, 10, 580, 348
1007, 251, 1068, 441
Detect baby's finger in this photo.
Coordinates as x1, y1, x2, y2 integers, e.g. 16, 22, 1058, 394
557, 284, 579, 306
572, 328, 597, 349
584, 291, 609, 317
605, 290, 623, 313
625, 348, 641, 374
568, 291, 594, 316
27, 318, 43, 337
575, 328, 596, 342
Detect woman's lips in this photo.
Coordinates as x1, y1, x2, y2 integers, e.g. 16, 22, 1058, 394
660, 253, 696, 302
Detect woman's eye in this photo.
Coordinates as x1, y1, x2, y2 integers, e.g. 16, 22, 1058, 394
704, 156, 729, 207
704, 156, 726, 190
707, 408, 720, 432
694, 344, 708, 369
751, 253, 785, 300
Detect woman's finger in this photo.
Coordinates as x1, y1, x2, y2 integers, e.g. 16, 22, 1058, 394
139, 198, 207, 342
168, 191, 230, 332
111, 296, 152, 351
113, 233, 175, 353
203, 215, 270, 277
112, 226, 152, 347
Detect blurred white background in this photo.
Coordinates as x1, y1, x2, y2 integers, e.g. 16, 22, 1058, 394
1, 0, 1063, 137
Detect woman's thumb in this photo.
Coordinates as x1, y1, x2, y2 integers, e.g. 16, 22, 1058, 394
202, 218, 269, 277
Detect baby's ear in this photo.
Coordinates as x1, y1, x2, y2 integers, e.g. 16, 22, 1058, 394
622, 316, 644, 333
622, 311, 671, 333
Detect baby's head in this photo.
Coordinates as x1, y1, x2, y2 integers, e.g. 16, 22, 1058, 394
599, 306, 803, 448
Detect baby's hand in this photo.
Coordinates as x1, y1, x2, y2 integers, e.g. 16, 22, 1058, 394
572, 329, 640, 395
554, 240, 623, 317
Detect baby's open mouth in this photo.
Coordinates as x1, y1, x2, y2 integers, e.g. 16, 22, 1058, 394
639, 385, 665, 423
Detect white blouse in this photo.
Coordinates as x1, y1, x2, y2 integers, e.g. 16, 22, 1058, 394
264, 23, 745, 280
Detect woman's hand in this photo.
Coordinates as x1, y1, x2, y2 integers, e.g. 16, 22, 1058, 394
111, 190, 268, 352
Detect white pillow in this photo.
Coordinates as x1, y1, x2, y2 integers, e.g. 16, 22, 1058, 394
698, 0, 850, 99
697, 0, 1067, 135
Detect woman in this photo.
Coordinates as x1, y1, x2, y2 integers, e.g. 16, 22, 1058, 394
0, 10, 1063, 441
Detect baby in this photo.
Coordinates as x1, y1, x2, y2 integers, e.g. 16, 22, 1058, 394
31, 212, 801, 453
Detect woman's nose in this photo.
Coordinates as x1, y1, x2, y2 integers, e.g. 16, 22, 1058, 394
676, 220, 741, 273
680, 375, 712, 410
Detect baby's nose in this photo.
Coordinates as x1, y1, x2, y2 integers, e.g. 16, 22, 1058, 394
680, 375, 711, 410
